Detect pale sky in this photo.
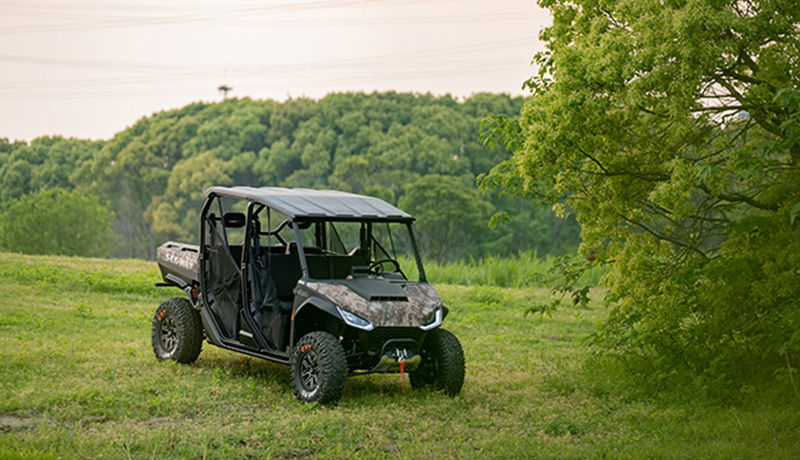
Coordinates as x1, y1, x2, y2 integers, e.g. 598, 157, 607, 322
0, 0, 550, 141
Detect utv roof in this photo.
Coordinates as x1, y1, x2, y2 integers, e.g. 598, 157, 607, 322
204, 186, 413, 221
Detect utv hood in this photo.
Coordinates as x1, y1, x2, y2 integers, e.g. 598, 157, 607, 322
304, 280, 442, 328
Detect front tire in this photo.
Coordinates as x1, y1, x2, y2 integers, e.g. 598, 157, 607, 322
151, 297, 203, 363
291, 331, 347, 404
410, 328, 465, 396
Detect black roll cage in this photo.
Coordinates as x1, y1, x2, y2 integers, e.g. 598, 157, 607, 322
199, 191, 428, 283
197, 192, 429, 354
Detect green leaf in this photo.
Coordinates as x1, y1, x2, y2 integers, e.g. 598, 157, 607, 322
488, 211, 511, 228
791, 202, 800, 225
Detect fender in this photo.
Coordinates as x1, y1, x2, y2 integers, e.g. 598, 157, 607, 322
290, 296, 343, 347
155, 273, 197, 307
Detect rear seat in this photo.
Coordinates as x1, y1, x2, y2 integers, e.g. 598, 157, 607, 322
261, 246, 366, 288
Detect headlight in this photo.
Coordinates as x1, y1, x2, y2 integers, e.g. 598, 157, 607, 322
337, 307, 374, 331
419, 308, 443, 331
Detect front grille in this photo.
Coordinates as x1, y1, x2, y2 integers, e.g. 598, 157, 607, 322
369, 327, 422, 342
366, 327, 423, 354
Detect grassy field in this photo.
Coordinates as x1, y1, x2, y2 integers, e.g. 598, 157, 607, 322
1, 252, 798, 459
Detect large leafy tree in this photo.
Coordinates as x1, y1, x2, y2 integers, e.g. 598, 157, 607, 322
0, 188, 116, 257
399, 175, 493, 263
0, 137, 102, 204
145, 152, 233, 243
483, 0, 800, 383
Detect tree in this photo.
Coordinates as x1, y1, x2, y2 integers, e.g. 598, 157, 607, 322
0, 188, 116, 257
146, 152, 233, 243
0, 137, 102, 205
482, 0, 800, 384
74, 98, 268, 258
399, 175, 493, 263
10, 93, 560, 261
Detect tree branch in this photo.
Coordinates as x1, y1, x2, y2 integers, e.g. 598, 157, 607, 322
577, 148, 609, 174
695, 183, 779, 211
618, 213, 709, 259
713, 76, 784, 138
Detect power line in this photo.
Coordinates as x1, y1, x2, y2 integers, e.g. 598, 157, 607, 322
0, 53, 210, 72
0, 58, 529, 96
0, 43, 534, 99
0, 37, 538, 91
0, 61, 530, 100
191, 12, 541, 29
0, 0, 368, 33
0, 0, 474, 34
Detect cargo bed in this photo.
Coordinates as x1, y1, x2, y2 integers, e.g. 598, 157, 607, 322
156, 242, 200, 286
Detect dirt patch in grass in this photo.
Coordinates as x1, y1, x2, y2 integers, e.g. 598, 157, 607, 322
0, 411, 39, 432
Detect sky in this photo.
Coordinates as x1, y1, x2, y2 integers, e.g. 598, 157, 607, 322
0, 0, 551, 142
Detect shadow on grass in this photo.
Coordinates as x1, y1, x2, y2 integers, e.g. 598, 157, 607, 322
191, 353, 452, 403
193, 354, 291, 386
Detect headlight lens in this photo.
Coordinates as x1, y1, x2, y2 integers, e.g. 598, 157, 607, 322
337, 307, 374, 331
420, 308, 443, 331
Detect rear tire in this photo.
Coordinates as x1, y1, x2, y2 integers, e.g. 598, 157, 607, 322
410, 328, 465, 396
152, 297, 203, 364
291, 331, 347, 404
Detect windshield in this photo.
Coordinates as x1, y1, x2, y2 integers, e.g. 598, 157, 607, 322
247, 204, 424, 281
300, 220, 423, 281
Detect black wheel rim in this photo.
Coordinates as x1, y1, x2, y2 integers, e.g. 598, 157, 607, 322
300, 349, 320, 392
418, 349, 439, 384
160, 314, 177, 353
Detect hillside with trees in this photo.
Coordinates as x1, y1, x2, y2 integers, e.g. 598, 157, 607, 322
0, 92, 580, 261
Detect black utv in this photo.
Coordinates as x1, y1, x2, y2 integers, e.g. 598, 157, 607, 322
152, 187, 465, 403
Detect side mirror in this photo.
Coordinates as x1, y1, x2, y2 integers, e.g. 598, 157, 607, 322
223, 212, 246, 228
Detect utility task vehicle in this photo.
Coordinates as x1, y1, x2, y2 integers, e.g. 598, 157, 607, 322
152, 187, 464, 403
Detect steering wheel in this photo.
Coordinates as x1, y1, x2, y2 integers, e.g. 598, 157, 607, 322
368, 258, 401, 276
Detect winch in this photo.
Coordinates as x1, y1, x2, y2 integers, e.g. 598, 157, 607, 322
372, 348, 421, 373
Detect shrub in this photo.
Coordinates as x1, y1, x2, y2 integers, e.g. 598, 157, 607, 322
0, 188, 116, 257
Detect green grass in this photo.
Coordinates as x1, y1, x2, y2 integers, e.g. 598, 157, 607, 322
0, 252, 798, 459
402, 251, 609, 288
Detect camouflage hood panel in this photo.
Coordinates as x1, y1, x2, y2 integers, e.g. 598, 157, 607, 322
304, 281, 442, 328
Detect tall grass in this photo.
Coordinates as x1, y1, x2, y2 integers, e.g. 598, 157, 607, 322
402, 251, 608, 288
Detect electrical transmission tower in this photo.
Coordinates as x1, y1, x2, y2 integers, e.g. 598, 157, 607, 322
218, 84, 233, 99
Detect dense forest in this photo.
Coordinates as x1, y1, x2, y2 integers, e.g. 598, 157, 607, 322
0, 92, 580, 261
